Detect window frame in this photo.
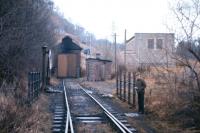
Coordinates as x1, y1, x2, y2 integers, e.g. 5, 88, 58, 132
156, 38, 163, 49
147, 38, 154, 49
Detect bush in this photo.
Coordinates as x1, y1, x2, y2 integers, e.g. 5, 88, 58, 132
0, 85, 51, 133
143, 66, 200, 131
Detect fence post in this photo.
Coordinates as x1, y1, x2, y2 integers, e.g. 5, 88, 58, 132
116, 70, 119, 96
132, 72, 136, 107
35, 72, 38, 99
39, 72, 41, 91
119, 72, 122, 99
34, 72, 37, 101
128, 72, 131, 104
31, 72, 34, 103
36, 72, 39, 98
39, 72, 41, 94
123, 72, 126, 101
28, 72, 31, 104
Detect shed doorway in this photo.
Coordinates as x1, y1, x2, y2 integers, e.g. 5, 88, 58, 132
57, 54, 77, 78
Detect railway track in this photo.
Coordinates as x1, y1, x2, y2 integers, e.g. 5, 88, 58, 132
82, 88, 136, 133
50, 80, 136, 133
50, 81, 74, 133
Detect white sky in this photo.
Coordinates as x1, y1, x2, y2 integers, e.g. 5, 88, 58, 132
53, 0, 172, 42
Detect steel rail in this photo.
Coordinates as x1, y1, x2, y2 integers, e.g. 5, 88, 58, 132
63, 81, 74, 133
81, 87, 135, 133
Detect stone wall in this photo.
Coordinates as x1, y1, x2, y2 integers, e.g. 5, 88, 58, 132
86, 58, 112, 81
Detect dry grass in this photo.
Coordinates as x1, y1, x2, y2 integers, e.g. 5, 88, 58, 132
0, 93, 51, 133
139, 66, 200, 132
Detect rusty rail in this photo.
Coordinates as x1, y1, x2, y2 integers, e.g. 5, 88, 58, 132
63, 81, 74, 133
82, 87, 136, 133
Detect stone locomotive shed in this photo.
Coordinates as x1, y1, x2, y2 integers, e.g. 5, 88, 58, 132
56, 36, 82, 78
86, 58, 112, 81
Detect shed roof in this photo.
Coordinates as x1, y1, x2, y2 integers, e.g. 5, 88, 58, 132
59, 36, 82, 53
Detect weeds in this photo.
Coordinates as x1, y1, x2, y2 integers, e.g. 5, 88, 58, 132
142, 66, 200, 131
0, 81, 51, 133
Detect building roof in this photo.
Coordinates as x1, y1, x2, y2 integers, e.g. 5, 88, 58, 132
86, 58, 112, 62
59, 36, 82, 53
126, 33, 174, 44
126, 36, 135, 43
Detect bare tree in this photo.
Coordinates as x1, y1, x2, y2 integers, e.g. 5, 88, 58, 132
0, 0, 57, 84
167, 1, 200, 128
169, 0, 200, 91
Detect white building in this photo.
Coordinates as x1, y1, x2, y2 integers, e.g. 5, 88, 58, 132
126, 33, 175, 68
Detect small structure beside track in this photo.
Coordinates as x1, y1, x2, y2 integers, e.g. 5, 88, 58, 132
86, 55, 112, 81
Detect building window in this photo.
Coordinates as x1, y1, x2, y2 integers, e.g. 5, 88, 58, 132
148, 39, 154, 49
156, 39, 163, 49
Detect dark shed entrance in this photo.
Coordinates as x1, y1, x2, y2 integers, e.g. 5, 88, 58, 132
57, 36, 82, 78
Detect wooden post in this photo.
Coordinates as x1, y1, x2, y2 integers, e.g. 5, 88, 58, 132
32, 72, 36, 101
28, 72, 31, 104
114, 33, 117, 76
116, 70, 119, 96
35, 72, 37, 100
39, 72, 41, 91
128, 72, 131, 104
132, 72, 136, 107
119, 72, 122, 99
124, 29, 127, 66
36, 72, 40, 98
38, 72, 40, 95
39, 72, 41, 92
31, 72, 34, 102
123, 72, 126, 101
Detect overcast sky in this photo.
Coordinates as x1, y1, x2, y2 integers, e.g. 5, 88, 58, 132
53, 0, 172, 42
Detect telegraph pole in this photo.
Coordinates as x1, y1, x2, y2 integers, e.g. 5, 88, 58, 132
90, 35, 92, 57
124, 29, 127, 67
114, 33, 117, 76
